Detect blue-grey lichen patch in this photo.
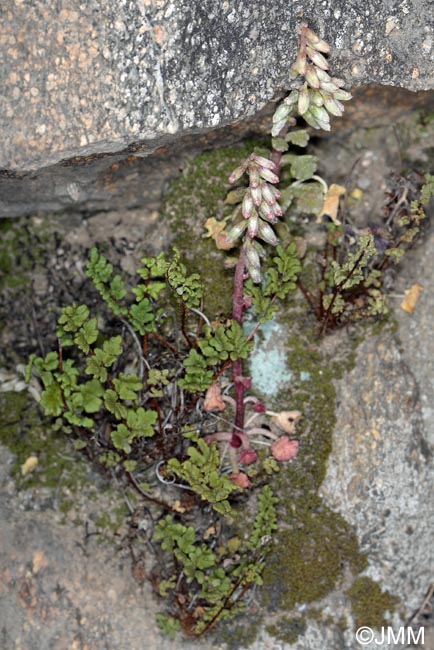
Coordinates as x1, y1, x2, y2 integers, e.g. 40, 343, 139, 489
249, 320, 292, 397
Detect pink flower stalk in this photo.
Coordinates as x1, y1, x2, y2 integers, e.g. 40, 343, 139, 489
205, 430, 250, 449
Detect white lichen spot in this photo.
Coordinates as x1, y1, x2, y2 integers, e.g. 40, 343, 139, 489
227, 10, 236, 24
165, 120, 179, 135
385, 16, 399, 35
422, 37, 433, 52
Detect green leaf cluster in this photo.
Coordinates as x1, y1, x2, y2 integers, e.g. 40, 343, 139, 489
167, 248, 203, 308
153, 484, 279, 636
56, 304, 99, 353
178, 321, 252, 392
325, 234, 377, 291
155, 614, 181, 640
272, 129, 310, 152
198, 321, 252, 365
277, 150, 326, 216
420, 173, 434, 206
246, 242, 301, 323
177, 349, 214, 392
86, 248, 128, 316
167, 434, 239, 517
248, 485, 279, 552
27, 304, 156, 461
148, 368, 172, 397
154, 516, 217, 582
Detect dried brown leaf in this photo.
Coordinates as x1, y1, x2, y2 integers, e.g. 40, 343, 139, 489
401, 283, 424, 314
317, 183, 346, 224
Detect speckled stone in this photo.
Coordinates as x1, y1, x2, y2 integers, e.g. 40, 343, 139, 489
1, 0, 433, 177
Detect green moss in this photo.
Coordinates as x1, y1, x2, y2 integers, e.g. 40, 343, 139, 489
347, 577, 399, 629
0, 391, 89, 496
219, 618, 262, 650
254, 306, 369, 642
265, 506, 366, 610
266, 616, 307, 645
161, 141, 265, 317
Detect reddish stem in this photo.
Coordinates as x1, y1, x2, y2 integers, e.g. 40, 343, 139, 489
231, 248, 247, 446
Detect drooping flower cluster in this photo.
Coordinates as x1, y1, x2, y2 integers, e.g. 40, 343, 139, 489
204, 382, 301, 489
272, 23, 352, 135
226, 153, 283, 282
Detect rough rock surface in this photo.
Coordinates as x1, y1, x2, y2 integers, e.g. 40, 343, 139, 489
1, 233, 434, 650
1, 0, 434, 217
2, 0, 434, 171
0, 106, 433, 648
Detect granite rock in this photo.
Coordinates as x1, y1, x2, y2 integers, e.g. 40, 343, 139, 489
1, 0, 434, 216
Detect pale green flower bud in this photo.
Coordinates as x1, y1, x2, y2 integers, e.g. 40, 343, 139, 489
333, 89, 353, 101
228, 161, 247, 184
271, 118, 288, 137
251, 185, 262, 206
319, 81, 339, 94
306, 46, 329, 71
310, 90, 324, 106
269, 185, 282, 200
298, 85, 310, 115
248, 213, 259, 238
260, 182, 276, 206
242, 190, 255, 219
305, 65, 320, 89
310, 104, 331, 127
273, 102, 291, 123
248, 263, 262, 284
258, 167, 279, 184
305, 28, 331, 54
316, 68, 332, 83
252, 154, 277, 171
304, 109, 331, 131
253, 240, 266, 257
284, 90, 299, 106
249, 168, 260, 188
272, 201, 283, 217
258, 221, 279, 246
259, 201, 278, 224
323, 95, 344, 117
226, 220, 248, 244
246, 243, 261, 269
303, 110, 321, 129
290, 52, 306, 75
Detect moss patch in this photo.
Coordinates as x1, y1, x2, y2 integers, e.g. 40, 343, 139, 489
161, 141, 265, 317
0, 391, 89, 492
266, 615, 307, 645
347, 577, 399, 629
253, 306, 371, 640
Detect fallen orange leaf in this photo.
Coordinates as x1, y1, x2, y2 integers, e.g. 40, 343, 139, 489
317, 183, 346, 224
401, 283, 424, 314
